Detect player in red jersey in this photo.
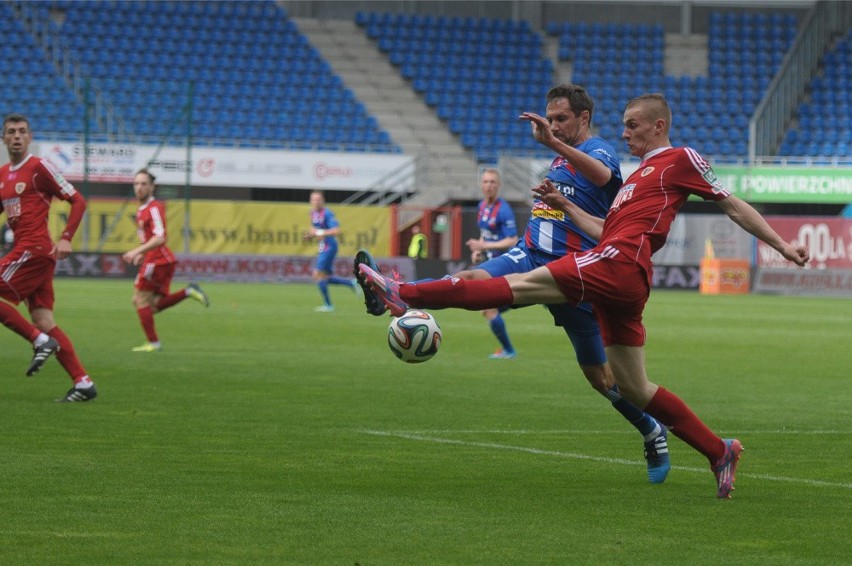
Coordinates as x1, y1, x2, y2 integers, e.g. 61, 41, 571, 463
359, 94, 810, 498
122, 169, 209, 352
0, 113, 97, 402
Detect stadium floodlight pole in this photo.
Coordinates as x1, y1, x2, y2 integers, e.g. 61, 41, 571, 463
183, 81, 194, 254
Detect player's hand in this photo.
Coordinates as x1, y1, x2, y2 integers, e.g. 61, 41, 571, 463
122, 251, 139, 265
466, 238, 485, 253
782, 242, 810, 266
302, 230, 314, 242
532, 180, 569, 209
53, 239, 72, 260
519, 112, 553, 146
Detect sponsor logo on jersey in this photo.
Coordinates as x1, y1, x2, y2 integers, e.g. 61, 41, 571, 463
591, 147, 614, 160
531, 203, 565, 220
611, 183, 636, 209
3, 196, 21, 218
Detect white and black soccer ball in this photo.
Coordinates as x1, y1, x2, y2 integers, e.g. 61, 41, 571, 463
387, 310, 442, 364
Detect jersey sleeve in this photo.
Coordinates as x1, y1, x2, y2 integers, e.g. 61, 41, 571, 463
589, 140, 623, 196
150, 202, 167, 238
36, 160, 86, 241
678, 147, 732, 201
325, 209, 340, 229
496, 201, 518, 238
36, 159, 78, 200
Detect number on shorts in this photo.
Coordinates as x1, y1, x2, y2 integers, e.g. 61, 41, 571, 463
505, 247, 527, 264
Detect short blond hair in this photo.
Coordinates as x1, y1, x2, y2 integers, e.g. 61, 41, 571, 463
626, 94, 672, 133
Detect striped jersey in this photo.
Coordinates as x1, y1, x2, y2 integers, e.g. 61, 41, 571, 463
311, 207, 339, 254
476, 197, 518, 260
523, 137, 622, 258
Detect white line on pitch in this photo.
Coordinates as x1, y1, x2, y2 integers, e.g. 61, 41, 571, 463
361, 430, 852, 490
378, 429, 850, 435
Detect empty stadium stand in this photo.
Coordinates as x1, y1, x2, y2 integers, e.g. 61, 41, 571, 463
356, 11, 555, 164
2, 1, 848, 167
550, 12, 800, 162
9, 0, 399, 153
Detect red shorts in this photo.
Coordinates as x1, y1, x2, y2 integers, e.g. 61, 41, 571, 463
135, 261, 176, 295
0, 248, 56, 311
545, 245, 651, 347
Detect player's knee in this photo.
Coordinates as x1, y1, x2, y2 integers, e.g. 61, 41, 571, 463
581, 365, 612, 395
482, 308, 499, 320
30, 308, 56, 332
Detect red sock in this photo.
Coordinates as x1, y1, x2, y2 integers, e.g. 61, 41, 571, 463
136, 306, 158, 342
400, 277, 514, 310
0, 301, 41, 342
47, 326, 89, 382
156, 290, 188, 311
644, 387, 725, 464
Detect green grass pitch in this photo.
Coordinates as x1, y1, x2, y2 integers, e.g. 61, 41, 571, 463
0, 278, 849, 565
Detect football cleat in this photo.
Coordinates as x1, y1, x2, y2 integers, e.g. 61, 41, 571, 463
713, 438, 744, 498
57, 384, 98, 403
132, 342, 162, 352
26, 337, 60, 376
353, 249, 388, 316
488, 349, 517, 359
643, 426, 671, 484
358, 263, 408, 317
186, 283, 210, 307
314, 305, 335, 312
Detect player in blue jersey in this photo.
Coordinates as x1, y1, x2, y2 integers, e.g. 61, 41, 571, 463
303, 190, 356, 312
465, 169, 520, 359
356, 84, 671, 483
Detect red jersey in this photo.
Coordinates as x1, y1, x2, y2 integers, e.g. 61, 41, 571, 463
0, 154, 83, 257
136, 198, 176, 265
600, 146, 731, 270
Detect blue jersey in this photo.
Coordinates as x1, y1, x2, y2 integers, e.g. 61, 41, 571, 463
476, 197, 518, 260
523, 137, 621, 259
311, 207, 339, 255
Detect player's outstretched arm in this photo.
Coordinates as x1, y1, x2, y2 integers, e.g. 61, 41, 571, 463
716, 195, 809, 266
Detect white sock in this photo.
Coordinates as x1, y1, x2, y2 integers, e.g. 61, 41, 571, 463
75, 376, 93, 389
643, 423, 663, 442
33, 333, 50, 347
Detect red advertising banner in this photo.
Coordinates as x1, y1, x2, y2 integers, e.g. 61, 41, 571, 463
759, 218, 852, 270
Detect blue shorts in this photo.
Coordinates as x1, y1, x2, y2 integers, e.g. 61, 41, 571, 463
315, 248, 337, 274
477, 243, 606, 366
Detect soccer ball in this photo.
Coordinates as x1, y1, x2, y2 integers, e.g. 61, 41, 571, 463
387, 310, 442, 364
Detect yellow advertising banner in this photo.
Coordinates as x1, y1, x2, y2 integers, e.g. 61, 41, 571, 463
48, 198, 391, 256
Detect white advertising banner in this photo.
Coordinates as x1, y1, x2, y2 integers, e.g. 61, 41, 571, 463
651, 214, 754, 265
34, 141, 414, 191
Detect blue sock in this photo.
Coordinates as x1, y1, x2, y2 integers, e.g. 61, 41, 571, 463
605, 385, 661, 440
328, 276, 354, 287
318, 280, 331, 306
489, 314, 514, 353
